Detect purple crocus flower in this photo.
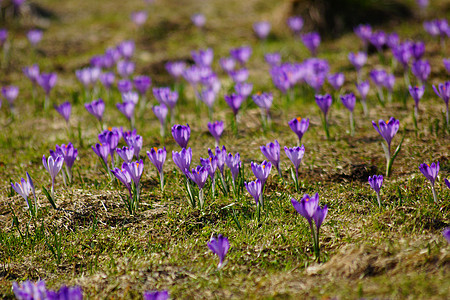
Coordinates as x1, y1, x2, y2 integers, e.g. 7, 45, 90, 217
54, 101, 71, 123
131, 11, 147, 26
117, 79, 133, 94
264, 52, 281, 66
147, 147, 166, 175
111, 165, 132, 196
419, 163, 440, 186
356, 81, 370, 101
46, 285, 83, 300
124, 134, 142, 159
117, 60, 135, 78
208, 234, 229, 269
116, 101, 136, 122
291, 193, 328, 236
143, 290, 169, 300
411, 59, 431, 83
133, 75, 152, 95
301, 32, 320, 56
172, 147, 192, 175
57, 143, 78, 178
166, 61, 186, 79
354, 24, 372, 47
230, 46, 252, 65
368, 175, 383, 207
443, 58, 450, 73
284, 146, 305, 187
260, 140, 281, 177
369, 30, 386, 51
443, 228, 450, 244
23, 64, 40, 84
37, 72, 57, 95
409, 85, 425, 111
117, 40, 135, 60
234, 82, 253, 99
419, 162, 440, 203
13, 280, 48, 300
0, 29, 8, 47
226, 152, 241, 185
153, 87, 178, 109
201, 156, 218, 181
370, 69, 387, 88
200, 88, 217, 109
43, 154, 64, 197
340, 93, 356, 112
287, 16, 304, 34
327, 73, 345, 90
229, 68, 249, 83
392, 42, 413, 70
123, 159, 144, 188
251, 160, 272, 187
348, 52, 367, 72
288, 117, 309, 145
75, 67, 100, 88
225, 93, 244, 116
122, 91, 139, 105
245, 179, 262, 205
432, 81, 450, 127
92, 143, 110, 167
85, 98, 105, 122
116, 146, 135, 163
188, 165, 209, 190
147, 147, 166, 190
152, 104, 168, 125
27, 29, 43, 46
372, 117, 400, 152
191, 13, 206, 28
192, 48, 213, 67
1, 86, 19, 106
210, 145, 227, 175
386, 32, 399, 49
100, 72, 115, 90
219, 57, 236, 73
253, 21, 271, 40
208, 121, 224, 146
172, 124, 190, 148
315, 94, 332, 117
252, 92, 273, 111
11, 172, 36, 214
411, 41, 425, 60
99, 129, 120, 165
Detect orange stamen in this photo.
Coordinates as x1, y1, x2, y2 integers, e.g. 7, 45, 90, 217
296, 117, 302, 121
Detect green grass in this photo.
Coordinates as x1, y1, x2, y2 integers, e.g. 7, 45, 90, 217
0, 0, 450, 299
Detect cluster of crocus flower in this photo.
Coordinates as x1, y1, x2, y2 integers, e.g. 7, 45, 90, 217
13, 280, 82, 300
291, 193, 328, 262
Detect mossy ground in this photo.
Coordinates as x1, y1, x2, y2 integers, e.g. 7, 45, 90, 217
0, 0, 449, 299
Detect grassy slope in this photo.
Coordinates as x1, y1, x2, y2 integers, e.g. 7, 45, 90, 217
0, 0, 449, 298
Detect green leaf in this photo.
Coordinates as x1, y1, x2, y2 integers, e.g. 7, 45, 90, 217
42, 186, 57, 209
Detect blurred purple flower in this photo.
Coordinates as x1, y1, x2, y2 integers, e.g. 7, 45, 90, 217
229, 68, 249, 83
284, 145, 305, 174
230, 46, 252, 65
301, 32, 320, 56
85, 98, 105, 122
1, 85, 18, 105
166, 61, 186, 78
116, 101, 136, 121
340, 93, 356, 112
348, 52, 367, 72
100, 72, 115, 90
47, 285, 83, 300
368, 175, 383, 207
327, 72, 344, 90
288, 117, 309, 144
219, 57, 236, 73
38, 72, 57, 95
287, 16, 303, 34
117, 60, 135, 78
131, 11, 147, 26
245, 179, 262, 205
134, 75, 152, 95
253, 21, 271, 40
208, 121, 224, 146
315, 94, 332, 117
54, 101, 71, 123
171, 124, 190, 148
411, 59, 431, 83
143, 290, 169, 300
27, 29, 43, 46
191, 13, 206, 28
192, 48, 213, 67
225, 93, 244, 116
23, 64, 40, 84
152, 104, 168, 126
226, 152, 241, 184
356, 81, 370, 101
264, 52, 281, 66
207, 234, 229, 269
369, 30, 386, 51
409, 85, 425, 109
234, 82, 253, 99
13, 280, 48, 300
